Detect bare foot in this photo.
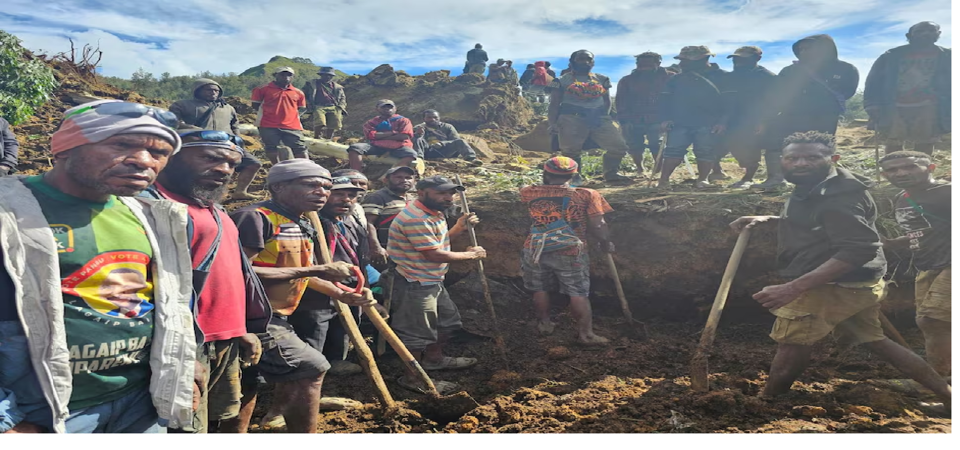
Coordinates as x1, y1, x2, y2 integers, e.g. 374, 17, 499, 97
230, 191, 257, 201
578, 334, 610, 345
537, 320, 556, 336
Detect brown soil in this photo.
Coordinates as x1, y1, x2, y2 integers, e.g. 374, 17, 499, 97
10, 55, 951, 434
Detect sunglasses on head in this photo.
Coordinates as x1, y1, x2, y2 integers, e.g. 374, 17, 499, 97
178, 130, 245, 147
64, 102, 179, 128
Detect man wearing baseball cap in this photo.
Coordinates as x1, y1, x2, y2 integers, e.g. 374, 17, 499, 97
719, 46, 777, 189
386, 175, 484, 394
303, 67, 347, 140
0, 100, 198, 433
230, 159, 372, 432
363, 165, 418, 265
658, 46, 731, 189
519, 157, 613, 345
347, 100, 418, 171
251, 67, 309, 164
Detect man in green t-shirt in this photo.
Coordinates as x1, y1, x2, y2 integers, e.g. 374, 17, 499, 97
0, 100, 198, 434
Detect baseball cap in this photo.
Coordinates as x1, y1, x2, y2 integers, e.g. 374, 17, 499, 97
273, 66, 295, 75
385, 166, 417, 176
416, 175, 464, 191
376, 99, 396, 108
330, 176, 366, 191
674, 46, 715, 60
727, 46, 762, 58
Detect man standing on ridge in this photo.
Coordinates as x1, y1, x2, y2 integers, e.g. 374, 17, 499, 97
170, 78, 262, 201
865, 22, 951, 156
303, 67, 348, 141
252, 67, 308, 164
548, 50, 631, 183
616, 52, 675, 174
758, 34, 858, 189
658, 46, 730, 189
718, 46, 777, 189
464, 44, 488, 75
730, 131, 950, 414
346, 100, 418, 171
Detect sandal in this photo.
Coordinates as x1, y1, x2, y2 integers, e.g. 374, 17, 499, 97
396, 375, 460, 395
421, 356, 478, 371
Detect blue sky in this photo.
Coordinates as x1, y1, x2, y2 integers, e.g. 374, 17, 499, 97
0, 0, 951, 94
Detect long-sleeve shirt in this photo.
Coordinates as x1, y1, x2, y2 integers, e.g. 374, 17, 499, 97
659, 65, 731, 128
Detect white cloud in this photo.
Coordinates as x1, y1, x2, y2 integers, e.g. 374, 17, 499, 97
1, 0, 951, 92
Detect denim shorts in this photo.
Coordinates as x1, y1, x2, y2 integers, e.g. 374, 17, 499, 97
521, 248, 591, 297
663, 125, 716, 162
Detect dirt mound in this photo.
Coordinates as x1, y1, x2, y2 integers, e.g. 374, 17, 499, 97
339, 64, 534, 135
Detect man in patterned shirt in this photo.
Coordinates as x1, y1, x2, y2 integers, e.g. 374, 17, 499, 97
519, 157, 613, 345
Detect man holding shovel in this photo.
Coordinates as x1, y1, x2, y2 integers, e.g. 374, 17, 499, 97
230, 160, 374, 432
729, 132, 951, 411
519, 156, 613, 345
386, 175, 484, 394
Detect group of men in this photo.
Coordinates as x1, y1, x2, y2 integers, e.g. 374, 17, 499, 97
534, 22, 950, 189
0, 20, 952, 434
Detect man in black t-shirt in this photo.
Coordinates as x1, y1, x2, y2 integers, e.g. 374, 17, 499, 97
880, 151, 951, 376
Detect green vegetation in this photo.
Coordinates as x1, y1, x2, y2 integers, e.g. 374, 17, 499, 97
101, 55, 352, 102
844, 91, 868, 121
0, 30, 59, 125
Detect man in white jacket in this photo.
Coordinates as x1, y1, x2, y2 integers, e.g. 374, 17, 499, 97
0, 100, 197, 433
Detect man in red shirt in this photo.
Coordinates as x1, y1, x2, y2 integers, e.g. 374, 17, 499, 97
252, 67, 308, 164
347, 99, 418, 171
146, 130, 270, 433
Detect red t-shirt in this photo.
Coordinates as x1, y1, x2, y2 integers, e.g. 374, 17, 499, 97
362, 114, 414, 149
156, 184, 247, 342
252, 82, 307, 130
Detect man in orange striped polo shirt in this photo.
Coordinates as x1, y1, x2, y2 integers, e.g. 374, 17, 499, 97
386, 175, 485, 395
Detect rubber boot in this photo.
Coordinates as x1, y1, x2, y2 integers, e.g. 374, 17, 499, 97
602, 153, 631, 183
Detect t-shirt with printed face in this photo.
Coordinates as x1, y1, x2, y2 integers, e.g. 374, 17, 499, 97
894, 182, 951, 271
23, 176, 154, 410
896, 48, 940, 107
519, 185, 613, 255
549, 72, 612, 110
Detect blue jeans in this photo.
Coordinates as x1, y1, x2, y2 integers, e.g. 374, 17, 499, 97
65, 387, 164, 433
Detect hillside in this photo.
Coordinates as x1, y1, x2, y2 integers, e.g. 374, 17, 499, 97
239, 55, 351, 79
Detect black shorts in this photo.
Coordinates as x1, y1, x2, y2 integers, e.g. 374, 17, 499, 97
253, 315, 330, 383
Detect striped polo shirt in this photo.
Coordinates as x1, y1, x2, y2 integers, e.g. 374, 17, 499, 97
387, 200, 450, 284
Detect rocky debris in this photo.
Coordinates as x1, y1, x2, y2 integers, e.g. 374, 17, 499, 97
792, 405, 828, 417
339, 66, 533, 134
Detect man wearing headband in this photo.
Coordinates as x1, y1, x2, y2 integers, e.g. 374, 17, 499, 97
143, 130, 270, 433
0, 100, 198, 433
519, 157, 612, 345
230, 159, 373, 433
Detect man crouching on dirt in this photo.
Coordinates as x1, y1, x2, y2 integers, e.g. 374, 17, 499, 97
230, 159, 373, 432
387, 175, 485, 395
520, 156, 613, 345
880, 151, 951, 378
730, 131, 951, 412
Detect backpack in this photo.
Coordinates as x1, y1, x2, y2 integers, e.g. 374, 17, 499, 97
528, 196, 584, 264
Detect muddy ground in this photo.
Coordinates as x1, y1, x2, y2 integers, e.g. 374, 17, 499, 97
10, 58, 952, 434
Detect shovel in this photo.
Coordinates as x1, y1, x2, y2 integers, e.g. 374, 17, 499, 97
690, 227, 752, 392
604, 253, 648, 340
647, 132, 666, 188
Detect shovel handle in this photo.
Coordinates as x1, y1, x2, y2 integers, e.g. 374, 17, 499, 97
361, 293, 439, 397
605, 253, 633, 322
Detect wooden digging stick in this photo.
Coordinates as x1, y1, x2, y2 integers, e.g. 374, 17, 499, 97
454, 175, 509, 367
690, 228, 752, 392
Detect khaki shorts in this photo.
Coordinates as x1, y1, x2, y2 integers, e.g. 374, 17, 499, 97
883, 103, 942, 145
770, 281, 887, 346
915, 267, 951, 322
312, 106, 343, 131
557, 113, 628, 159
